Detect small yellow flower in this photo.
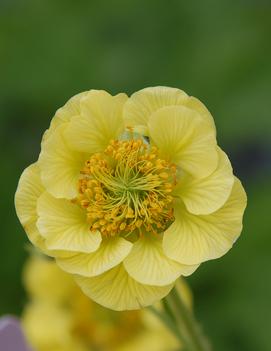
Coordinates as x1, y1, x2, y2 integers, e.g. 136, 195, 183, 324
22, 255, 188, 351
15, 87, 247, 311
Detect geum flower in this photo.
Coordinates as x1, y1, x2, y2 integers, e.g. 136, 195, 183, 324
15, 87, 247, 311
22, 254, 189, 351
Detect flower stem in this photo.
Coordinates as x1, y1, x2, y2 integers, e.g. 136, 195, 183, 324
148, 305, 184, 343
149, 286, 212, 351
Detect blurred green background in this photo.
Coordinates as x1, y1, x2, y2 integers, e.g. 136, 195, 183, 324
1, 0, 271, 350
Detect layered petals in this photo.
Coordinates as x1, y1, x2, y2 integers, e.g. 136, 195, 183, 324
123, 234, 198, 286
124, 86, 188, 127
50, 91, 88, 130
76, 264, 174, 311
56, 237, 132, 277
148, 105, 218, 178
65, 90, 128, 153
15, 87, 247, 311
23, 255, 75, 303
15, 163, 46, 250
183, 96, 216, 131
42, 91, 89, 143
163, 178, 247, 265
175, 148, 234, 215
124, 86, 215, 131
15, 163, 43, 225
39, 124, 88, 199
37, 192, 101, 253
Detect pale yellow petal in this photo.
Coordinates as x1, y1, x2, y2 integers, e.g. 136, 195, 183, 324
163, 178, 247, 265
183, 95, 216, 131
39, 124, 87, 199
65, 90, 128, 153
76, 264, 174, 311
15, 163, 47, 250
124, 86, 188, 127
56, 237, 132, 277
148, 105, 218, 178
14, 164, 69, 257
24, 221, 48, 252
175, 148, 234, 215
118, 329, 178, 351
41, 91, 89, 145
50, 91, 89, 130
37, 192, 101, 253
123, 235, 198, 286
15, 163, 43, 226
23, 255, 76, 302
22, 302, 73, 350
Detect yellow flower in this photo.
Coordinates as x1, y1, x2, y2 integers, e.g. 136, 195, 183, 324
22, 255, 189, 351
15, 87, 247, 311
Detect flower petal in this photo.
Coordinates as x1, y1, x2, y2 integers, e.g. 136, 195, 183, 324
183, 96, 216, 131
117, 328, 178, 351
56, 237, 132, 277
76, 264, 174, 311
39, 124, 87, 199
124, 86, 188, 127
163, 177, 247, 265
175, 148, 234, 215
41, 91, 89, 144
23, 222, 48, 252
37, 192, 101, 253
15, 163, 47, 250
65, 90, 128, 153
50, 91, 89, 130
148, 105, 218, 178
22, 302, 74, 349
15, 163, 43, 226
23, 255, 75, 302
123, 235, 198, 286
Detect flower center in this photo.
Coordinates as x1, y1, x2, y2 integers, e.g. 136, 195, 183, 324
76, 138, 176, 238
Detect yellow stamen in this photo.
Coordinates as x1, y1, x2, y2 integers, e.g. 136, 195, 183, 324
76, 138, 176, 238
